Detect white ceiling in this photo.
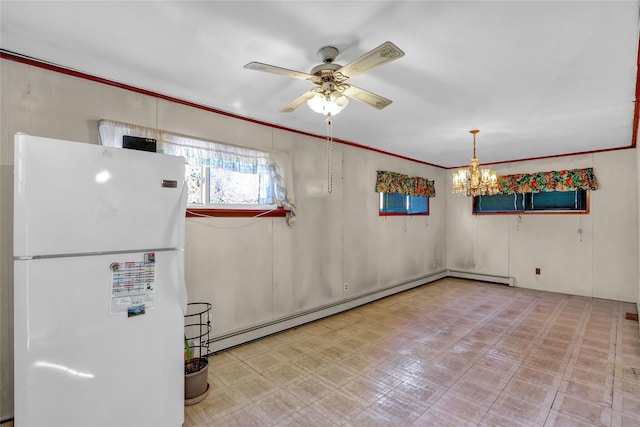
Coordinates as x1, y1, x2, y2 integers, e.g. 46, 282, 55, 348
1, 1, 638, 168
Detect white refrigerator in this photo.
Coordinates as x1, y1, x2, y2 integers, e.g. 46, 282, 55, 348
13, 133, 187, 426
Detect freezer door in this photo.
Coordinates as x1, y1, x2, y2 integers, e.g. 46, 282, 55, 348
14, 134, 186, 257
14, 250, 185, 427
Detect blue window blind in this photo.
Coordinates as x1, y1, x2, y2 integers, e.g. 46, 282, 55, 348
474, 189, 587, 213
380, 193, 429, 215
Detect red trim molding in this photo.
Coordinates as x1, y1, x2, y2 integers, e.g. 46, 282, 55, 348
448, 145, 635, 170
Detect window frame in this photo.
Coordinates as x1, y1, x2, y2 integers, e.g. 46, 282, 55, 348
472, 189, 590, 215
185, 163, 287, 217
185, 164, 279, 213
379, 192, 430, 216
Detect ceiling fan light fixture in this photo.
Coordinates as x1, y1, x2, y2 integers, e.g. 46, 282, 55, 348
307, 90, 349, 116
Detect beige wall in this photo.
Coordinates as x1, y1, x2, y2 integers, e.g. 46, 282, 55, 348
447, 150, 638, 302
0, 58, 447, 421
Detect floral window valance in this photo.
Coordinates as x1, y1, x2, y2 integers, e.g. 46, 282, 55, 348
499, 167, 599, 194
375, 171, 436, 198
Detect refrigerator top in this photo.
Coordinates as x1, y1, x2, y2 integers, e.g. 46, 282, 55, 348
14, 133, 186, 258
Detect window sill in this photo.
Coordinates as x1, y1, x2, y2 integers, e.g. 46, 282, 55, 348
473, 209, 589, 215
379, 212, 429, 216
186, 208, 288, 218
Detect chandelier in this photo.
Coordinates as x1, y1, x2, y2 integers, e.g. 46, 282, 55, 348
452, 130, 499, 196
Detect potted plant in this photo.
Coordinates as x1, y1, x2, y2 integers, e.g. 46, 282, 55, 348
184, 335, 209, 404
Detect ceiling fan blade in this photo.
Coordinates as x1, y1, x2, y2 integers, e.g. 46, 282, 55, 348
244, 62, 321, 83
281, 90, 318, 113
335, 41, 405, 82
342, 85, 392, 110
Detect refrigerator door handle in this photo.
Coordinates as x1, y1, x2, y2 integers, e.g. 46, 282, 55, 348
177, 182, 188, 314
178, 182, 188, 250
178, 250, 188, 315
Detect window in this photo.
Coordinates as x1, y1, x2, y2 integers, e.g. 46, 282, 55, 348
98, 120, 296, 221
161, 133, 286, 211
379, 193, 429, 215
473, 189, 588, 214
375, 171, 434, 216
186, 165, 263, 206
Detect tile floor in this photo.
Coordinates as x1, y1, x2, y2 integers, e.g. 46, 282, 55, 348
184, 278, 640, 426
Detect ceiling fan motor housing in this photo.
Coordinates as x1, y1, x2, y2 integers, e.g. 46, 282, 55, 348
317, 46, 339, 63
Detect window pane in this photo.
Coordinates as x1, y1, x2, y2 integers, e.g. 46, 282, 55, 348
209, 169, 260, 204
380, 193, 406, 213
186, 165, 206, 205
380, 193, 428, 215
475, 189, 587, 213
474, 193, 524, 212
407, 196, 428, 214
529, 190, 586, 210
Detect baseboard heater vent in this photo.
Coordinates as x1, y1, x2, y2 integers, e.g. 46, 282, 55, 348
447, 269, 514, 287
207, 269, 447, 353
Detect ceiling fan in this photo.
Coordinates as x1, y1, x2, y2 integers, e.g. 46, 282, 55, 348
243, 41, 405, 115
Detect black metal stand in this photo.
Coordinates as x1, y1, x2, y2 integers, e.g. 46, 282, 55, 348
184, 302, 211, 405
184, 302, 211, 358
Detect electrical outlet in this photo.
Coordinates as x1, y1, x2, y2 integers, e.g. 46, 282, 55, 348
535, 267, 541, 275
343, 282, 349, 292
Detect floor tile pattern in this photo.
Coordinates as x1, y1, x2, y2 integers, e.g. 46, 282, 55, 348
184, 278, 640, 426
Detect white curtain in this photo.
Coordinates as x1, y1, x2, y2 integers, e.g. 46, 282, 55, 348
98, 119, 159, 147
98, 119, 296, 225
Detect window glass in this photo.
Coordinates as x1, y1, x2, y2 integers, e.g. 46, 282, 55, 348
530, 190, 585, 211
407, 195, 429, 214
381, 193, 406, 213
474, 193, 524, 212
474, 189, 588, 214
209, 168, 260, 205
186, 165, 205, 205
380, 193, 429, 215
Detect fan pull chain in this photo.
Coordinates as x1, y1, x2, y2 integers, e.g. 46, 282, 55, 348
326, 114, 333, 194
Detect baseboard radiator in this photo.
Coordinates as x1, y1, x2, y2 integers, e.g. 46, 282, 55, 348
208, 269, 448, 353
447, 269, 514, 287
